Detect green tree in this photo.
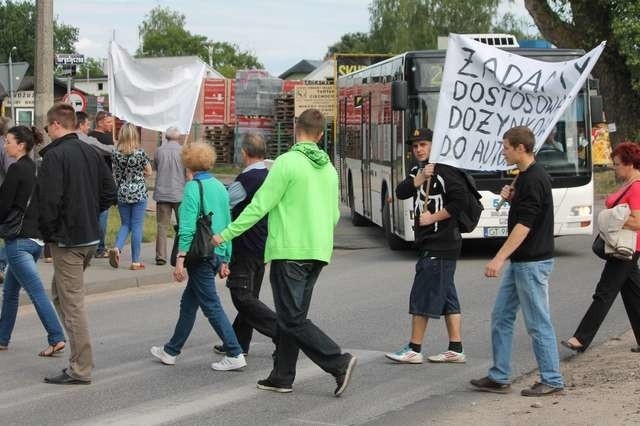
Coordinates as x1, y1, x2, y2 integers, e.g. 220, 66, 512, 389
326, 32, 375, 56
368, 0, 501, 53
0, 1, 78, 71
76, 57, 105, 79
525, 0, 640, 141
137, 6, 262, 78
492, 12, 541, 41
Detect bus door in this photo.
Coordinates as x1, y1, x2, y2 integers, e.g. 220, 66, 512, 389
361, 93, 372, 218
338, 97, 349, 203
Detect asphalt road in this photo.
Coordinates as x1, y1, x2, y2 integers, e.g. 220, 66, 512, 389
0, 224, 629, 425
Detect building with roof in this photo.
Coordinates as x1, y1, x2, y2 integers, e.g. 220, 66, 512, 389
278, 59, 323, 80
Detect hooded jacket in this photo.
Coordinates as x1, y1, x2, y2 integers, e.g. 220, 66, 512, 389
221, 142, 339, 263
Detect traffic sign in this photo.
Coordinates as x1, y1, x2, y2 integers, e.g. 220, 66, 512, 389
62, 90, 87, 112
55, 54, 85, 65
0, 62, 29, 93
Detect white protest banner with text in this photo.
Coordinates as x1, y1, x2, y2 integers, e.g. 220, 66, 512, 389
431, 34, 605, 171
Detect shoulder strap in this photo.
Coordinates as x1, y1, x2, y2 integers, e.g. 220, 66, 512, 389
195, 179, 205, 217
613, 180, 640, 206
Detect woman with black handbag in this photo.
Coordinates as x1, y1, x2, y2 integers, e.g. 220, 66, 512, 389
0, 126, 65, 356
562, 142, 640, 353
150, 142, 246, 371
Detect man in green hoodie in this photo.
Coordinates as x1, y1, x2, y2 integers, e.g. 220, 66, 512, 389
213, 109, 357, 397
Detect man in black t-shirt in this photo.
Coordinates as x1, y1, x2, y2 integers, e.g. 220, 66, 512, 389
471, 126, 564, 397
385, 128, 469, 365
88, 111, 114, 258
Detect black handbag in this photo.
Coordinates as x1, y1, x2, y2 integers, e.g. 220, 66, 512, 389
592, 181, 638, 260
591, 235, 608, 260
0, 168, 37, 240
170, 179, 214, 268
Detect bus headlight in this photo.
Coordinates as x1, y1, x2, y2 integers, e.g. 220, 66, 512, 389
570, 205, 592, 216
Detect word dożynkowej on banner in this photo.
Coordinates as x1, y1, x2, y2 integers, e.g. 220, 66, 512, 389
431, 34, 605, 171
107, 42, 206, 134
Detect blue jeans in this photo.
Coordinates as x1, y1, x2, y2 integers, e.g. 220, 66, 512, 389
0, 238, 65, 346
115, 200, 147, 263
488, 259, 564, 388
0, 245, 6, 271
97, 209, 109, 254
164, 257, 242, 357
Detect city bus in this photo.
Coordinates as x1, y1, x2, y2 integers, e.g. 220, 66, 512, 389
337, 40, 601, 250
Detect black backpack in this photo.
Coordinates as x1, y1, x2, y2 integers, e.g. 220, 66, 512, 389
457, 171, 483, 233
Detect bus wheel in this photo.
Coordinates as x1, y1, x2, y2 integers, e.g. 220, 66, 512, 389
349, 181, 369, 227
383, 201, 409, 251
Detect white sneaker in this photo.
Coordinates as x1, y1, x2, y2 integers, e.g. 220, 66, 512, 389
211, 353, 246, 371
150, 346, 176, 365
427, 350, 466, 363
384, 345, 423, 364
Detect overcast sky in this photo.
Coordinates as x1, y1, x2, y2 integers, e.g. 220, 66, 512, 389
56, 0, 530, 76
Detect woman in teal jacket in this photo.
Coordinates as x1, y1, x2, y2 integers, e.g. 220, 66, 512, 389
150, 142, 245, 371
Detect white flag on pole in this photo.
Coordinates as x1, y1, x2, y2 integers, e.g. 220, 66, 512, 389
107, 42, 206, 134
431, 34, 605, 171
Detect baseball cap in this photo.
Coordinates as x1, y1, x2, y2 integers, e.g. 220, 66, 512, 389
408, 128, 433, 143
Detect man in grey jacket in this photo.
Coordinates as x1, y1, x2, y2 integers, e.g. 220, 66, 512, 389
153, 127, 185, 265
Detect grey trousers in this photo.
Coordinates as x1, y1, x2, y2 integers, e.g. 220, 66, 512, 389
155, 202, 180, 262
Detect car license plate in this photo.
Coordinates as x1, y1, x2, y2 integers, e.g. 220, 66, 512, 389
484, 227, 508, 237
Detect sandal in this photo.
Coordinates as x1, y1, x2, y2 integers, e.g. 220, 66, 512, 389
130, 262, 146, 271
94, 251, 109, 259
561, 339, 585, 353
108, 248, 120, 269
38, 341, 65, 357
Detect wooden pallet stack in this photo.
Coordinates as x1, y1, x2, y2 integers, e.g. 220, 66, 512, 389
204, 124, 235, 164
270, 93, 295, 158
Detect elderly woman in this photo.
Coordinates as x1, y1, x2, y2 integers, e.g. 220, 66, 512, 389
150, 142, 246, 371
0, 126, 65, 356
563, 142, 640, 353
109, 123, 152, 270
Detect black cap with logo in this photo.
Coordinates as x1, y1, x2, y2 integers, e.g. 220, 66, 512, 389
407, 128, 433, 143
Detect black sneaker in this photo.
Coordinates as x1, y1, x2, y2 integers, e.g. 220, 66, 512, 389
521, 382, 564, 397
213, 344, 247, 356
334, 353, 357, 397
469, 376, 512, 394
256, 379, 292, 393
155, 258, 167, 266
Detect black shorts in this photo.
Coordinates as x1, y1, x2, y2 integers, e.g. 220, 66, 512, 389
409, 255, 460, 318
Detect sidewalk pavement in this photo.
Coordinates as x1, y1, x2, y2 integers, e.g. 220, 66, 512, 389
11, 207, 384, 306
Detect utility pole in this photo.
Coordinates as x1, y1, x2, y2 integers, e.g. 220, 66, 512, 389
8, 46, 17, 123
34, 0, 54, 131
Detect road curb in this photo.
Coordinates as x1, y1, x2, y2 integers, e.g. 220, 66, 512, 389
18, 271, 172, 306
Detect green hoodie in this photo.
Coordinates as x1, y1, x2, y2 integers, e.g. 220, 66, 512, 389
220, 142, 339, 263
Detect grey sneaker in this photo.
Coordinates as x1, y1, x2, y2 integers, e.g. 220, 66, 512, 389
520, 382, 564, 397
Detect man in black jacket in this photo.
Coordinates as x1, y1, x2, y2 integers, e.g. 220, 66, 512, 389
385, 128, 469, 365
39, 103, 116, 385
